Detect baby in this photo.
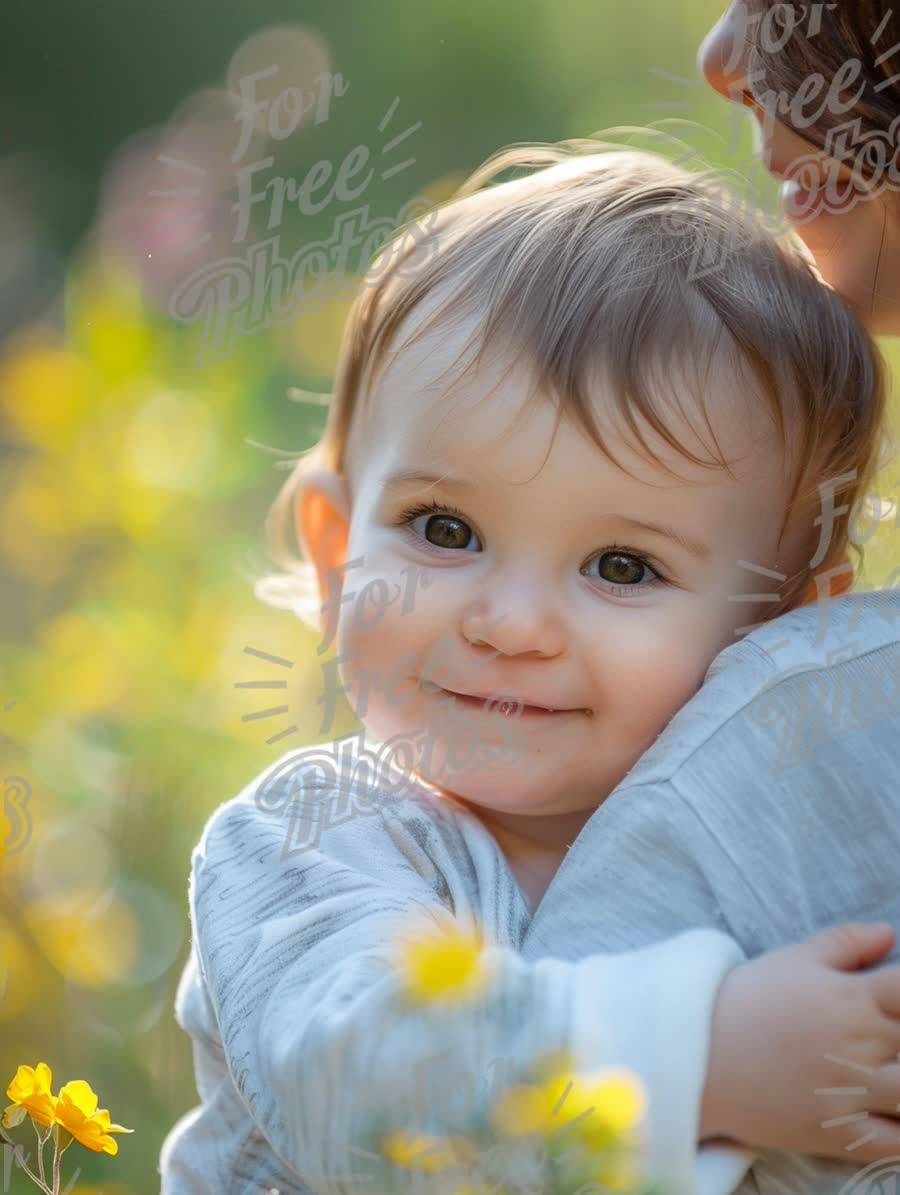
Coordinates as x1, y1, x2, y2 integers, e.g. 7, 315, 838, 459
160, 145, 900, 1195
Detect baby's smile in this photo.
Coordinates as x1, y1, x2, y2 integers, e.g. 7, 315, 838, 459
323, 302, 806, 854
418, 676, 591, 717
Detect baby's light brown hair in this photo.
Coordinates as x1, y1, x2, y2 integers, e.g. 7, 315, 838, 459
258, 141, 891, 630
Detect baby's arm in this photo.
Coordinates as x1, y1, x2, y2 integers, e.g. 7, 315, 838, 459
179, 773, 900, 1195
702, 921, 900, 1159
187, 775, 746, 1195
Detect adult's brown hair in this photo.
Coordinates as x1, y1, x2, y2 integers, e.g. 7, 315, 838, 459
748, 1, 900, 175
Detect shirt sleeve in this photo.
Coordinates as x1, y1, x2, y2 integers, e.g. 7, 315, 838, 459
189, 756, 748, 1195
564, 927, 755, 1195
523, 776, 762, 1195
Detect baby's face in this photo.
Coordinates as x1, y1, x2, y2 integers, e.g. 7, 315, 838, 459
327, 307, 806, 822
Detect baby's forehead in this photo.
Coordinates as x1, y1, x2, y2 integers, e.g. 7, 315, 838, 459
348, 303, 786, 494
347, 306, 515, 472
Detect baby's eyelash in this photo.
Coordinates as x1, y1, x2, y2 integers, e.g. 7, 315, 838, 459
398, 499, 469, 524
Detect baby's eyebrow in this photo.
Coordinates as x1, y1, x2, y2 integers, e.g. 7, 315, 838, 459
381, 468, 473, 491
614, 516, 712, 562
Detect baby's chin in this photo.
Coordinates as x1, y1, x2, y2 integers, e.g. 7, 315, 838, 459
409, 757, 533, 806
360, 726, 594, 821
356, 695, 521, 766
354, 695, 615, 814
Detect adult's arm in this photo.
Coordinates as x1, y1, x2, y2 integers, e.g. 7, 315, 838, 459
522, 590, 900, 1194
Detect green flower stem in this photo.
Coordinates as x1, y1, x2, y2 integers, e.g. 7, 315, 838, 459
0, 1123, 55, 1195
34, 1120, 52, 1188
51, 1128, 74, 1195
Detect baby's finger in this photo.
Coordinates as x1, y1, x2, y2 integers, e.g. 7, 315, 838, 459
872, 966, 900, 1020
867, 1061, 900, 1116
819, 1113, 900, 1165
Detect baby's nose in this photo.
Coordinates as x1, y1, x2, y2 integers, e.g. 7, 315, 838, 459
461, 590, 566, 660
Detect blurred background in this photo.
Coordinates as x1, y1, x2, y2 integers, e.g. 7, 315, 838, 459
1, 1, 899, 1190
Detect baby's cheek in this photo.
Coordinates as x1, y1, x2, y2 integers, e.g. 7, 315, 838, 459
335, 597, 426, 727
604, 623, 717, 735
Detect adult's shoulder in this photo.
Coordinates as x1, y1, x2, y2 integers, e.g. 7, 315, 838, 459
527, 590, 900, 957
621, 588, 900, 789
710, 587, 900, 681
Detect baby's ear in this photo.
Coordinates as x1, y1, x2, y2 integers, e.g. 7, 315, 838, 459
295, 466, 352, 610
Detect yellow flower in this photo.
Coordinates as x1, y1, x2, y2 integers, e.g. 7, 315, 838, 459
380, 1129, 473, 1173
2, 1062, 56, 1129
392, 918, 493, 1005
53, 1080, 133, 1155
491, 1065, 646, 1150
574, 1068, 646, 1140
488, 1082, 554, 1137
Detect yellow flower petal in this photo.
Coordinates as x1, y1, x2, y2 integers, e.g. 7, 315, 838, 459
1, 1104, 27, 1129
393, 918, 492, 1005
381, 1129, 463, 1173
489, 1085, 554, 1137
580, 1069, 647, 1136
53, 1080, 132, 1155
4, 1063, 56, 1128
57, 1080, 98, 1118
490, 1063, 646, 1160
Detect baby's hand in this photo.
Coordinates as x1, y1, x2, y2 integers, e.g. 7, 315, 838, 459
701, 922, 900, 1161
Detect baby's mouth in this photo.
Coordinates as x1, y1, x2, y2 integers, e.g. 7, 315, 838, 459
417, 679, 593, 717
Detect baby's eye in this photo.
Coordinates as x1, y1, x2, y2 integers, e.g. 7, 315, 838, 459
581, 550, 660, 591
403, 504, 482, 552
